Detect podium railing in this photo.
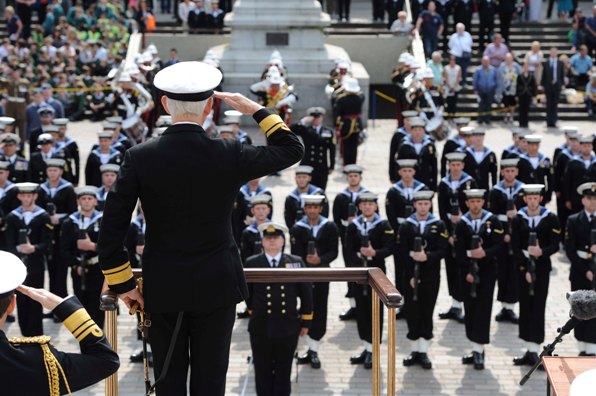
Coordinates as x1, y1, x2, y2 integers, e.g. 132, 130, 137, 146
101, 267, 402, 396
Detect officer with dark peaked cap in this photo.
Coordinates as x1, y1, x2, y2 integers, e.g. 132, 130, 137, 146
233, 178, 272, 245
388, 110, 418, 183
84, 131, 123, 187
345, 192, 394, 369
0, 251, 120, 396
96, 164, 120, 211
28, 105, 55, 157
563, 134, 596, 214
28, 133, 55, 184
332, 164, 370, 321
240, 194, 272, 263
386, 159, 430, 304
553, 129, 580, 235
223, 110, 253, 144
440, 118, 471, 178
97, 61, 304, 395
564, 182, 596, 356
488, 158, 525, 324
517, 134, 553, 204
437, 152, 477, 322
52, 118, 80, 186
455, 189, 504, 370
284, 165, 329, 229
59, 186, 105, 327
463, 128, 498, 191
396, 117, 438, 190
290, 107, 336, 190
1, 133, 28, 183
291, 194, 339, 369
245, 221, 313, 396
511, 184, 561, 367
4, 182, 52, 336
398, 190, 448, 370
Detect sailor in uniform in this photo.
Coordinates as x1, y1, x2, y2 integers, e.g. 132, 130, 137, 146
396, 117, 438, 190
28, 133, 55, 184
84, 131, 123, 187
563, 135, 596, 214
440, 119, 471, 178
0, 161, 19, 222
463, 128, 498, 191
1, 134, 29, 183
96, 164, 120, 212
233, 178, 272, 244
52, 118, 80, 186
553, 128, 580, 235
517, 134, 553, 204
388, 110, 418, 183
223, 110, 253, 145
501, 128, 527, 160
284, 165, 328, 229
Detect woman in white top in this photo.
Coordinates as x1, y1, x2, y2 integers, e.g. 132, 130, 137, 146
443, 54, 462, 115
523, 41, 544, 87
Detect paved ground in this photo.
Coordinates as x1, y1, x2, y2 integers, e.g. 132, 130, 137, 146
4, 114, 595, 395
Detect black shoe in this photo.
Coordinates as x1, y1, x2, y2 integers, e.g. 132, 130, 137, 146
395, 309, 405, 320
418, 353, 432, 369
526, 352, 542, 370
237, 309, 250, 319
339, 307, 357, 321
310, 351, 321, 369
513, 351, 530, 366
403, 351, 419, 367
462, 352, 475, 364
579, 351, 596, 356
6, 314, 15, 323
350, 349, 367, 364
297, 350, 312, 365
495, 308, 519, 324
130, 351, 153, 367
473, 351, 485, 370
363, 351, 373, 369
439, 307, 464, 323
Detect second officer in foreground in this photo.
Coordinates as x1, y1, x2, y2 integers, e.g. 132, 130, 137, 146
97, 61, 304, 395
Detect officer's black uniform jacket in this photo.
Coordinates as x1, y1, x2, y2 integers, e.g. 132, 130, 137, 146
61, 210, 103, 269
240, 222, 263, 263
396, 135, 437, 190
332, 186, 369, 242
98, 109, 304, 313
0, 296, 119, 395
124, 214, 145, 268
463, 146, 498, 191
385, 179, 430, 233
565, 211, 596, 288
1, 154, 29, 183
290, 122, 335, 173
440, 135, 466, 178
284, 184, 328, 229
345, 214, 395, 271
563, 155, 596, 212
84, 148, 123, 187
517, 152, 554, 203
511, 207, 561, 273
245, 253, 313, 338
290, 216, 339, 268
437, 172, 477, 234
54, 137, 80, 186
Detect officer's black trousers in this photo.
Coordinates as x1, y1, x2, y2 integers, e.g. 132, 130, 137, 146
250, 332, 298, 396
72, 264, 105, 328
309, 282, 330, 341
444, 248, 463, 301
354, 284, 384, 344
462, 272, 496, 345
16, 257, 44, 336
342, 134, 359, 166
496, 250, 519, 304
149, 305, 236, 396
48, 248, 68, 298
518, 267, 549, 344
402, 277, 440, 341
393, 253, 405, 299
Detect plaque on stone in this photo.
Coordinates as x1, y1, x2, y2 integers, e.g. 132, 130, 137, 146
266, 33, 289, 46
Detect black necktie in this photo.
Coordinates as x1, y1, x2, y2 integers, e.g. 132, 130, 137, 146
271, 259, 277, 268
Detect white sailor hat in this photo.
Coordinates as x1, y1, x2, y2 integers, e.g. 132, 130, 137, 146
154, 61, 222, 102
302, 194, 326, 206
100, 164, 120, 174
577, 182, 596, 197
578, 134, 593, 144
98, 131, 113, 139
37, 105, 55, 116
76, 185, 99, 197
501, 158, 519, 168
338, 61, 350, 70
409, 117, 426, 128
53, 118, 69, 126
106, 116, 123, 125
1, 133, 20, 145
471, 128, 486, 135
37, 133, 54, 144
118, 71, 133, 83
445, 152, 466, 162
268, 73, 284, 85
217, 125, 235, 134
146, 44, 158, 55
307, 107, 326, 116
454, 117, 471, 125
343, 164, 364, 174
402, 110, 418, 118
356, 192, 378, 203
396, 159, 418, 168
102, 122, 119, 130
156, 115, 172, 127
45, 158, 65, 169
0, 251, 27, 299
521, 184, 545, 195
295, 165, 314, 175
413, 190, 434, 201
250, 194, 272, 206
0, 161, 10, 171
398, 52, 412, 63
461, 126, 475, 136
15, 182, 39, 194
343, 77, 360, 93
258, 222, 288, 237
464, 189, 486, 199
568, 131, 579, 140
43, 125, 60, 133
562, 126, 579, 135
525, 134, 542, 143
0, 117, 16, 125
223, 110, 243, 125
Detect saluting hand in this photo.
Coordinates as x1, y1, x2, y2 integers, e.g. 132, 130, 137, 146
17, 285, 64, 311
214, 92, 263, 115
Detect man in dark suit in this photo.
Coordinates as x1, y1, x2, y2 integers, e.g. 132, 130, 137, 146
541, 47, 565, 128
97, 61, 304, 395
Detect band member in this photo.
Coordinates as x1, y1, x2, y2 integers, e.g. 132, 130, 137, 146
1, 134, 29, 184
292, 195, 339, 369
0, 252, 119, 395
51, 118, 80, 186
463, 128, 498, 191
334, 77, 365, 166
386, 159, 430, 307
437, 152, 476, 322
250, 73, 297, 124
284, 166, 328, 229
345, 192, 394, 369
245, 222, 313, 396
290, 107, 336, 190
223, 110, 253, 145
563, 135, 596, 214
84, 131, 123, 188
440, 118, 471, 178
396, 117, 438, 190
455, 189, 504, 370
4, 182, 52, 336
517, 135, 554, 204
332, 164, 370, 320
388, 110, 418, 183
96, 164, 120, 211
60, 186, 104, 327
409, 68, 445, 119
553, 128, 580, 234
564, 182, 596, 356
488, 158, 524, 324
511, 184, 561, 367
233, 178, 272, 244
398, 190, 448, 369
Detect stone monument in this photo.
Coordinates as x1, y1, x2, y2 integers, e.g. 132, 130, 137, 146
208, 0, 369, 119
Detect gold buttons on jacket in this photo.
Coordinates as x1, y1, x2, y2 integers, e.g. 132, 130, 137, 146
281, 293, 285, 297
267, 294, 271, 298
267, 309, 272, 314
267, 302, 272, 306
281, 309, 286, 314
280, 286, 285, 290
266, 286, 271, 290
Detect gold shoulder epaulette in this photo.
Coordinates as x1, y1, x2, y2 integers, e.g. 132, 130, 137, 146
9, 335, 52, 345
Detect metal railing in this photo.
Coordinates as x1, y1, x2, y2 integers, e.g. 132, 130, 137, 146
101, 267, 402, 396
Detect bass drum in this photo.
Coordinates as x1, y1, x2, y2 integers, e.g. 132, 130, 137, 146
122, 115, 148, 144
426, 116, 449, 141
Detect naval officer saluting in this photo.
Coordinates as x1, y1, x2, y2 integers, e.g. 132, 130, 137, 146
97, 61, 304, 395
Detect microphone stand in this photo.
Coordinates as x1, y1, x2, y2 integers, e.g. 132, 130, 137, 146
519, 317, 578, 386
